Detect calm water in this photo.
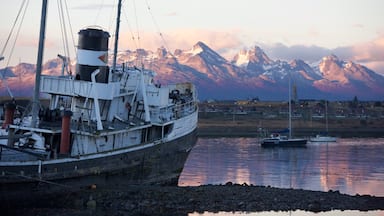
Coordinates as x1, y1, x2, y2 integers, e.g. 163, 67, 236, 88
189, 210, 384, 216
179, 137, 384, 197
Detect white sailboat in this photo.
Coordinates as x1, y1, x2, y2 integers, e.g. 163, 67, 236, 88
310, 101, 337, 142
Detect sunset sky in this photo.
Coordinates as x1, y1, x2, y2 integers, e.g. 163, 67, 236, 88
1, 0, 383, 74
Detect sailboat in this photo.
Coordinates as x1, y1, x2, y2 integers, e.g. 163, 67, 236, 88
310, 101, 337, 142
0, 0, 198, 200
260, 73, 307, 147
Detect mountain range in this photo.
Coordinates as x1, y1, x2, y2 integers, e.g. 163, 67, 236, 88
1, 42, 384, 101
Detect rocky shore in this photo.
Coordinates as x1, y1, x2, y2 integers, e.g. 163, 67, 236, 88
4, 183, 384, 215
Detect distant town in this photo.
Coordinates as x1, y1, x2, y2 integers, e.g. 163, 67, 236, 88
1, 97, 383, 121
200, 97, 384, 120
1, 97, 383, 138
197, 98, 384, 138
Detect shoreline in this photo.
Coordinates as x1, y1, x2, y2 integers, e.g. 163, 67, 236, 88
197, 126, 384, 138
4, 184, 384, 215
197, 115, 384, 138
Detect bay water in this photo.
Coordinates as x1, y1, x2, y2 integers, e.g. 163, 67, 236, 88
179, 137, 384, 215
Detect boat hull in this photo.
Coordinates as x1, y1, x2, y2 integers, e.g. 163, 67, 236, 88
0, 129, 197, 202
261, 138, 307, 148
310, 136, 337, 142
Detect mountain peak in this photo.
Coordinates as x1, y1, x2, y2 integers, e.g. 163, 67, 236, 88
233, 46, 273, 67
319, 54, 345, 70
195, 41, 209, 48
156, 47, 168, 58
183, 41, 227, 63
249, 46, 272, 63
322, 54, 340, 62
188, 41, 210, 55
290, 59, 306, 67
250, 46, 264, 55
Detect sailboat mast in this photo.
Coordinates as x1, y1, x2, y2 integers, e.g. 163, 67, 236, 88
325, 101, 329, 132
288, 72, 292, 139
31, 0, 48, 127
112, 0, 122, 72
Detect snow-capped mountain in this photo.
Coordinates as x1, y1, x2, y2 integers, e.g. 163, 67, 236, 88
232, 46, 273, 74
1, 43, 384, 100
312, 55, 384, 98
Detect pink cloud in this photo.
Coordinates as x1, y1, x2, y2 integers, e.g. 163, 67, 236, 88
16, 36, 59, 49
361, 61, 384, 75
349, 35, 384, 61
119, 29, 244, 59
17, 38, 38, 47
350, 35, 384, 75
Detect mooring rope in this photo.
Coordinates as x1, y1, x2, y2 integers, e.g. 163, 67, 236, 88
5, 171, 73, 189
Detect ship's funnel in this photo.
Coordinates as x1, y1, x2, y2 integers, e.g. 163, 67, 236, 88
76, 28, 110, 83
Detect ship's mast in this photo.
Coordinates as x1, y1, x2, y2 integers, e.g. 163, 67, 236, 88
112, 0, 122, 72
31, 0, 48, 127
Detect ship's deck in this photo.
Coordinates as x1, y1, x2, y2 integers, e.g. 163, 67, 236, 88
36, 115, 150, 134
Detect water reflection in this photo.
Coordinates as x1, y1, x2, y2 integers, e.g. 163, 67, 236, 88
189, 210, 384, 216
179, 138, 384, 196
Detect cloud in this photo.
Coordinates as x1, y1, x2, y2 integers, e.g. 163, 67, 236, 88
253, 35, 384, 75
16, 36, 57, 49
119, 28, 244, 59
362, 61, 384, 75
258, 43, 331, 62
350, 36, 384, 62
1, 35, 61, 66
335, 35, 384, 75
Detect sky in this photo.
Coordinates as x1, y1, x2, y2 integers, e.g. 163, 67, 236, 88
0, 0, 383, 74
